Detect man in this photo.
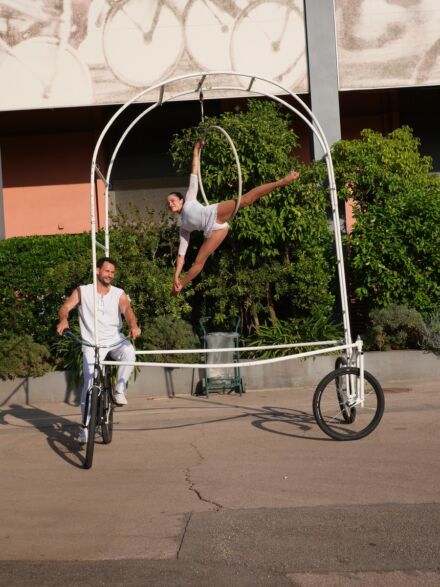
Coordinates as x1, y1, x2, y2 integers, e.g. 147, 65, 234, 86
56, 257, 141, 443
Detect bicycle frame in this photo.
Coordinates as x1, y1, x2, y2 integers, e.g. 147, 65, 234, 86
340, 340, 365, 408
63, 329, 129, 429
64, 329, 130, 467
82, 344, 105, 429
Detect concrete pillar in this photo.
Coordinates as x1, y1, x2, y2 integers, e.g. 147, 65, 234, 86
0, 147, 5, 240
304, 0, 341, 159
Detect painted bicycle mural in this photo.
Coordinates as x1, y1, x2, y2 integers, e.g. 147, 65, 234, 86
0, 0, 439, 110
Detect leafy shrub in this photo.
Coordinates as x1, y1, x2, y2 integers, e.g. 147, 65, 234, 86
51, 329, 84, 386
139, 316, 200, 363
364, 304, 425, 350
245, 314, 343, 358
0, 233, 92, 349
333, 127, 440, 321
421, 311, 440, 355
0, 335, 52, 379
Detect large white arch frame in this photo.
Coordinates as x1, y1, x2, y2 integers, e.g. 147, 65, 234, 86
90, 71, 353, 356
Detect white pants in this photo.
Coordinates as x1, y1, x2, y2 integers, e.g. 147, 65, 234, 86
81, 340, 135, 422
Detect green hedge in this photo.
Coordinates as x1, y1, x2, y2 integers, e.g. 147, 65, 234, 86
0, 334, 53, 379
0, 232, 92, 345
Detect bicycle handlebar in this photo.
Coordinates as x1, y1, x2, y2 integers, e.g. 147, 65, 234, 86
63, 329, 130, 349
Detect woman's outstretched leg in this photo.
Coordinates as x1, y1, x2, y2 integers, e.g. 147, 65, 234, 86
216, 170, 300, 223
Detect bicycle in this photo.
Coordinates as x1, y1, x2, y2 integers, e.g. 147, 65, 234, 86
313, 360, 385, 441
64, 329, 128, 469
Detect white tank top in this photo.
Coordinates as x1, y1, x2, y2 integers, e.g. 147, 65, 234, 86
78, 284, 124, 345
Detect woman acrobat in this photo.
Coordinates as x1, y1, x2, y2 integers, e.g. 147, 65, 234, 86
167, 140, 300, 296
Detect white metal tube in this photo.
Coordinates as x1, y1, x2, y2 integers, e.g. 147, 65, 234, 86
198, 124, 242, 215
134, 340, 343, 355
90, 71, 353, 354
90, 168, 98, 345
359, 350, 365, 405
103, 342, 358, 369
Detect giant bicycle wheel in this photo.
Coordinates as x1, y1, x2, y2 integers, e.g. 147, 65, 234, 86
103, 0, 184, 87
313, 367, 385, 441
0, 37, 93, 109
101, 366, 114, 445
183, 0, 236, 71
230, 0, 307, 90
84, 385, 99, 469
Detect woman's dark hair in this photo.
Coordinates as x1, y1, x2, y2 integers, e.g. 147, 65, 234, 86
168, 191, 184, 200
96, 256, 117, 269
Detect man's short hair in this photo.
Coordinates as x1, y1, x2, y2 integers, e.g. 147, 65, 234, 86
96, 256, 117, 269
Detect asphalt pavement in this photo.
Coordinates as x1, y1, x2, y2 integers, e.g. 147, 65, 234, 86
0, 379, 439, 586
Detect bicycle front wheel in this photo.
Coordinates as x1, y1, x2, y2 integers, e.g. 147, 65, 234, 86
84, 386, 99, 469
101, 366, 114, 444
313, 367, 385, 441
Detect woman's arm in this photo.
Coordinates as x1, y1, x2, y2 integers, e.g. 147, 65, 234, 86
173, 254, 186, 292
182, 141, 203, 203
191, 140, 203, 175
172, 229, 190, 295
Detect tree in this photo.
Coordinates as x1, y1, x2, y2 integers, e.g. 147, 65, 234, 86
333, 126, 440, 321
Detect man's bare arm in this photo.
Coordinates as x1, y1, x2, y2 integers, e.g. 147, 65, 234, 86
119, 293, 141, 339
56, 288, 80, 335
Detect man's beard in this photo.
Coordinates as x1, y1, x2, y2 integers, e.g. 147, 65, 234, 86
97, 275, 112, 286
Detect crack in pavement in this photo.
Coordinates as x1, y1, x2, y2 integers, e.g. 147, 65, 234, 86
185, 467, 224, 511
177, 443, 224, 559
176, 511, 192, 560
185, 442, 224, 511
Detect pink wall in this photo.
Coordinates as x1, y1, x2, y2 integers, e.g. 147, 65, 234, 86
2, 131, 105, 238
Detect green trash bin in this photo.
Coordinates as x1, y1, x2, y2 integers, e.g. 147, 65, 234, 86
198, 318, 245, 397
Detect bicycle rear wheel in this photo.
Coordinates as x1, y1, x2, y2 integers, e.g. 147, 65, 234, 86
84, 386, 99, 469
101, 366, 114, 444
313, 367, 385, 441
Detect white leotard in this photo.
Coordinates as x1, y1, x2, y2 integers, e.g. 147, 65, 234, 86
178, 174, 228, 256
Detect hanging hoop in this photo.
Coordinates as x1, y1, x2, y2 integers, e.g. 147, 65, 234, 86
197, 125, 243, 219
